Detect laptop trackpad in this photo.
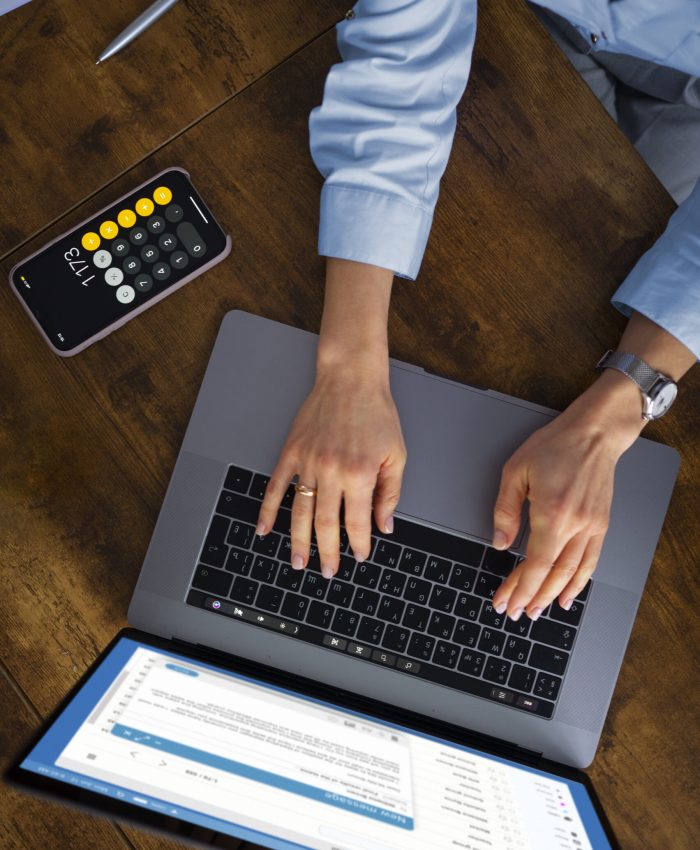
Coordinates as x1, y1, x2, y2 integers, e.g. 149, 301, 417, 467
390, 366, 555, 548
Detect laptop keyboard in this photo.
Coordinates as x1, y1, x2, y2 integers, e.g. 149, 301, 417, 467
186, 465, 591, 719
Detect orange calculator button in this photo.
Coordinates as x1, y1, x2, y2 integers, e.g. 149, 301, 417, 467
135, 197, 155, 216
118, 209, 136, 228
153, 186, 172, 205
99, 220, 118, 239
81, 232, 101, 251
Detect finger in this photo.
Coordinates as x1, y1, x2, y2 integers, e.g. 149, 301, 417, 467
256, 455, 297, 536
504, 520, 568, 619
344, 482, 375, 563
492, 560, 525, 614
314, 478, 342, 579
558, 532, 605, 608
525, 531, 590, 615
290, 472, 317, 570
492, 459, 527, 550
373, 455, 405, 535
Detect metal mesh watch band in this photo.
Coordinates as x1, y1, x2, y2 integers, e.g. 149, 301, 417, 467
596, 350, 661, 393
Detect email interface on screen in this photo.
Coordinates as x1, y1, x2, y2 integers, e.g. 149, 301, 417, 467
21, 638, 611, 850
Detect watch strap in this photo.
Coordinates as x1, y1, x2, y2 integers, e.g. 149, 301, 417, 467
596, 349, 662, 393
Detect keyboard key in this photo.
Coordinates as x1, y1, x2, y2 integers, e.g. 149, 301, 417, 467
515, 695, 539, 711
407, 634, 435, 661
249, 473, 270, 500
398, 547, 426, 575
484, 658, 511, 685
355, 562, 381, 589
225, 547, 254, 575
382, 625, 410, 653
427, 612, 456, 640
454, 592, 481, 620
278, 537, 292, 564
576, 581, 592, 601
503, 636, 531, 664
489, 687, 515, 704
372, 649, 395, 667
323, 635, 347, 651
433, 641, 460, 669
530, 619, 575, 651
301, 572, 329, 600
479, 601, 506, 628
449, 563, 477, 593
326, 579, 354, 608
549, 599, 584, 626
396, 658, 420, 674
374, 540, 402, 568
404, 578, 431, 605
306, 601, 334, 629
378, 596, 405, 623
256, 585, 284, 613
192, 565, 232, 597
250, 556, 278, 584
347, 642, 372, 659
508, 664, 536, 693
530, 643, 569, 676
218, 490, 258, 525
280, 593, 309, 621
534, 672, 562, 701
478, 628, 506, 656
504, 617, 531, 637
225, 466, 253, 494
200, 518, 229, 568
357, 616, 384, 645
230, 576, 259, 606
337, 555, 356, 582
332, 609, 359, 637
458, 649, 486, 677
455, 539, 485, 567
251, 531, 281, 557
453, 620, 481, 648
482, 548, 517, 577
403, 604, 430, 631
379, 568, 406, 597
475, 571, 501, 599
424, 556, 450, 584
352, 589, 380, 616
429, 585, 456, 613
276, 563, 303, 592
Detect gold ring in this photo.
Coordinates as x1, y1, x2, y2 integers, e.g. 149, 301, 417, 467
294, 482, 317, 498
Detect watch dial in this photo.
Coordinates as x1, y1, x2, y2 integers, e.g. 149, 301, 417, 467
651, 383, 677, 418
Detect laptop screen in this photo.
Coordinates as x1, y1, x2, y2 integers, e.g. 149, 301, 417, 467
18, 635, 613, 850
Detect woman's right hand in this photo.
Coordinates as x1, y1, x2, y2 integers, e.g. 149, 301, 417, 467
255, 365, 406, 579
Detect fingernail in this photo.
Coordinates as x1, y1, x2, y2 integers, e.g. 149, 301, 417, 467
353, 551, 365, 563
385, 515, 394, 534
493, 529, 507, 549
321, 566, 335, 579
510, 607, 523, 622
529, 606, 543, 621
494, 601, 507, 614
561, 598, 573, 611
292, 554, 304, 570
256, 522, 267, 536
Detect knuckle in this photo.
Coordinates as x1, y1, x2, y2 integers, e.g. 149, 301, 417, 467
344, 518, 370, 536
590, 514, 610, 535
314, 514, 338, 533
494, 501, 519, 522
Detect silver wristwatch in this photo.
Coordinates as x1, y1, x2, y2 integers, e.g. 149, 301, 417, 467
596, 349, 678, 420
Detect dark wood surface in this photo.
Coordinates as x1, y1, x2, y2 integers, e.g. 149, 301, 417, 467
1, 1, 697, 849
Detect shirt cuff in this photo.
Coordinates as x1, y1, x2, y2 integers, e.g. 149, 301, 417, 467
318, 184, 433, 280
611, 250, 700, 361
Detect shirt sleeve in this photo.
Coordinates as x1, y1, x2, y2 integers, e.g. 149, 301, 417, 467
309, 0, 477, 280
611, 178, 700, 360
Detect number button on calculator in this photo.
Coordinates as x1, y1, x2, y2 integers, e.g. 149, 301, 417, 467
123, 256, 141, 275
147, 215, 165, 234
153, 262, 171, 282
112, 239, 129, 257
134, 274, 153, 293
171, 251, 188, 270
141, 245, 158, 262
129, 227, 147, 245
176, 221, 206, 258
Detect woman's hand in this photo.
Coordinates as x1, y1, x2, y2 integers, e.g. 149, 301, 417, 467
491, 370, 647, 620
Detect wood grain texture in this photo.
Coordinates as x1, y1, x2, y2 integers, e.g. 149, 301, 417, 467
0, 0, 348, 256
1, 1, 697, 848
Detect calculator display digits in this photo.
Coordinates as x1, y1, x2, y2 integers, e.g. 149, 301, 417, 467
10, 169, 229, 354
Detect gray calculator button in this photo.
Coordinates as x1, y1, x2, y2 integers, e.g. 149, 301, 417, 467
111, 238, 129, 256
116, 284, 135, 304
93, 249, 112, 268
152, 262, 171, 282
158, 233, 177, 252
134, 273, 153, 293
170, 250, 188, 270
140, 244, 158, 263
165, 203, 184, 223
129, 227, 147, 245
105, 267, 124, 286
147, 215, 165, 234
176, 221, 207, 258
123, 256, 141, 275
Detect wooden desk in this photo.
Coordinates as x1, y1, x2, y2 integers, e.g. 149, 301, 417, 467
1, 2, 697, 849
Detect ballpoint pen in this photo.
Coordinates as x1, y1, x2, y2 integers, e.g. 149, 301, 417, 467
96, 0, 180, 64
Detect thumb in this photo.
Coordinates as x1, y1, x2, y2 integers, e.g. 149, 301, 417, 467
493, 459, 527, 549
373, 455, 405, 534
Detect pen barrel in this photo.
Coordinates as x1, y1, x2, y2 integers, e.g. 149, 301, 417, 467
98, 0, 180, 62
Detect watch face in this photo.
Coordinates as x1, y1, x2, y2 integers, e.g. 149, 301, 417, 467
651, 382, 678, 418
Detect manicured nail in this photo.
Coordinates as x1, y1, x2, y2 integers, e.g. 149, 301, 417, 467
353, 551, 365, 563
561, 598, 573, 611
510, 607, 523, 622
529, 606, 543, 621
492, 529, 507, 549
494, 601, 507, 614
256, 521, 267, 536
385, 515, 394, 534
292, 554, 304, 570
321, 566, 335, 579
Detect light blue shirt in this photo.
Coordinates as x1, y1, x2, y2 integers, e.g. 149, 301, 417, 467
309, 1, 700, 359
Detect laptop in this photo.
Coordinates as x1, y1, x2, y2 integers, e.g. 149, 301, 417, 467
9, 309, 678, 849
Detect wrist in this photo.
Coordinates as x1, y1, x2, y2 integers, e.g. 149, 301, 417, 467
574, 369, 648, 446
